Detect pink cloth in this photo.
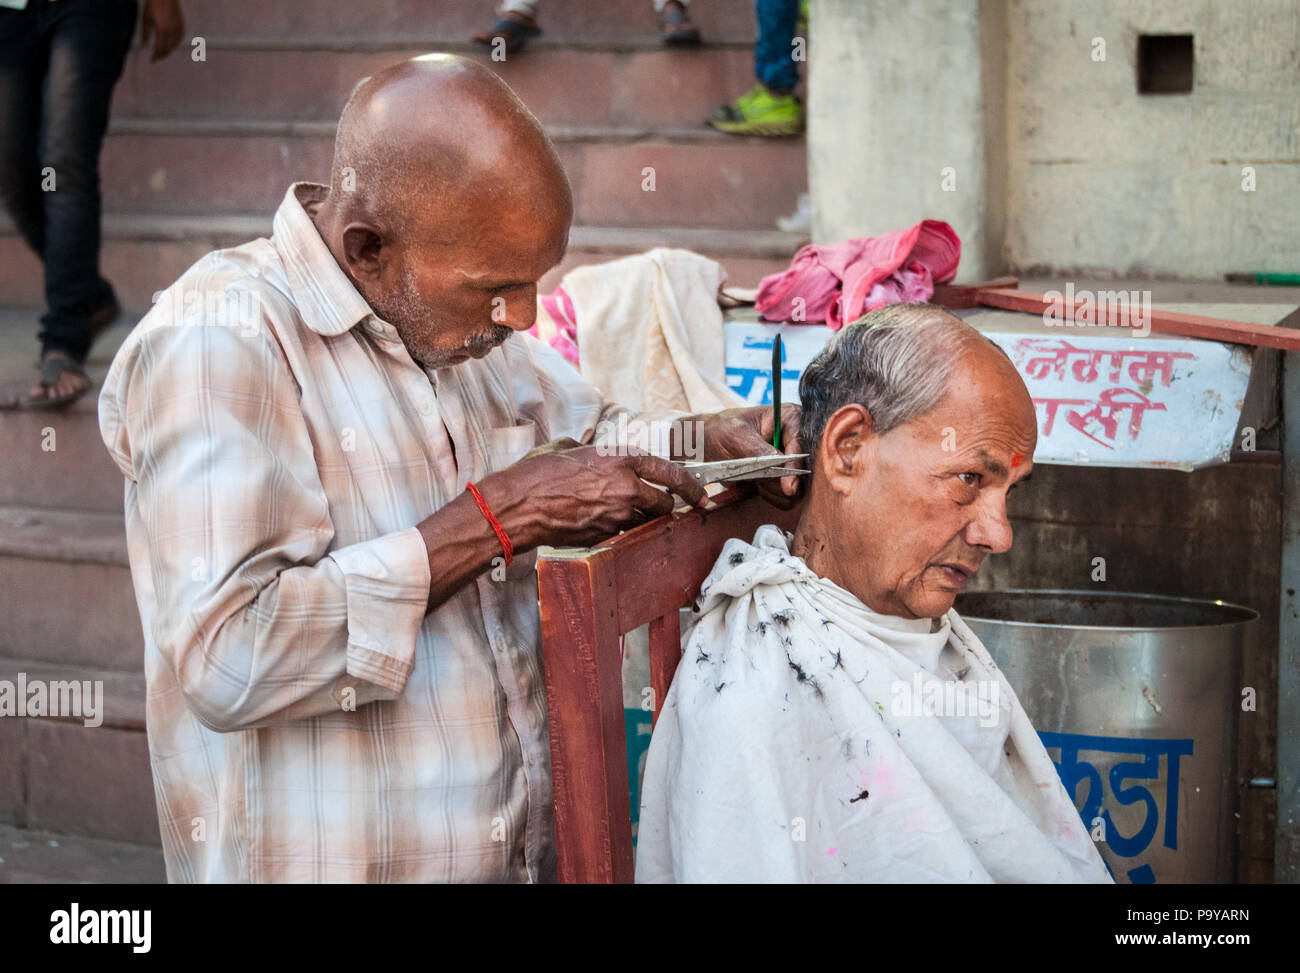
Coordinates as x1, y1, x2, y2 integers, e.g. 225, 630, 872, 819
530, 284, 581, 366
755, 220, 961, 330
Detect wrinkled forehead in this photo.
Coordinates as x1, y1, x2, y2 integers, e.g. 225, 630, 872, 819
408, 180, 571, 267
907, 357, 1038, 452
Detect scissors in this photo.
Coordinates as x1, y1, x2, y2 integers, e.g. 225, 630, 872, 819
674, 453, 810, 487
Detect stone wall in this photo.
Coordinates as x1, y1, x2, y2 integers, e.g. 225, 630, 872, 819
809, 0, 1300, 279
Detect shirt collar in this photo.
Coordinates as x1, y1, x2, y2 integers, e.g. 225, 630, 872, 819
272, 182, 376, 337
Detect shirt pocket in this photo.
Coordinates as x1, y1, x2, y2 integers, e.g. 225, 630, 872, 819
482, 419, 540, 474
480, 420, 540, 580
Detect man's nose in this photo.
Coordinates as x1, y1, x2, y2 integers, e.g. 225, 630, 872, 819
966, 494, 1014, 554
504, 288, 538, 332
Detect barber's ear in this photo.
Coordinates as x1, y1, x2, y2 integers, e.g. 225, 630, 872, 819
820, 404, 872, 495
341, 222, 385, 283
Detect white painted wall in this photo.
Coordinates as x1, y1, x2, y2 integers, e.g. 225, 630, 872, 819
809, 0, 1300, 279
1005, 0, 1300, 277
808, 0, 999, 278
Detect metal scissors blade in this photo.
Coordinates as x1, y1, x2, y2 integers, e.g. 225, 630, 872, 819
676, 453, 809, 486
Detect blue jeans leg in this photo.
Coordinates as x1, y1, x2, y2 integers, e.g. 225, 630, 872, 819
754, 0, 801, 94
0, 5, 51, 261
0, 0, 137, 362
38, 0, 138, 360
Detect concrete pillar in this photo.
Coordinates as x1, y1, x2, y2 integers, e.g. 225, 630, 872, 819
807, 0, 1006, 281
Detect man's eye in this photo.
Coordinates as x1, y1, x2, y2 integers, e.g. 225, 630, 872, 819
958, 472, 981, 487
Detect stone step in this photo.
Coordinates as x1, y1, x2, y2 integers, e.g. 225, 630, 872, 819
89, 122, 805, 229
0, 824, 164, 883
0, 350, 129, 512
3, 722, 155, 844
0, 218, 801, 312
0, 506, 143, 671
0, 660, 157, 847
175, 0, 760, 46
114, 44, 763, 129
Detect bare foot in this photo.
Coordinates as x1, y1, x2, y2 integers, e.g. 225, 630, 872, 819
29, 350, 90, 403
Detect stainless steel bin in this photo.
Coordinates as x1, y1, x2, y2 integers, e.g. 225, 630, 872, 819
954, 589, 1256, 883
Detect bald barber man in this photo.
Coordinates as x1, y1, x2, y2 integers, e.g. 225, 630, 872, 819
99, 55, 801, 883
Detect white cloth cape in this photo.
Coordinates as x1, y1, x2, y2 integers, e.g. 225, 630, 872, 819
635, 526, 1113, 883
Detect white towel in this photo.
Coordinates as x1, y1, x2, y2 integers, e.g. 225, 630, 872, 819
565, 247, 747, 414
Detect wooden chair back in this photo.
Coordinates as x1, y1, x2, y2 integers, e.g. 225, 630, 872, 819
537, 490, 801, 883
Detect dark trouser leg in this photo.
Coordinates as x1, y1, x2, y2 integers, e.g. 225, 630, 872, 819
38, 0, 137, 362
754, 0, 801, 95
0, 5, 49, 259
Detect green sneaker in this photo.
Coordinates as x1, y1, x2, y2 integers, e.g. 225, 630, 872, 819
709, 84, 804, 136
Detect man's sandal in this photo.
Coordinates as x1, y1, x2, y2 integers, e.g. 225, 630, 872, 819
18, 352, 91, 410
660, 3, 701, 46
471, 16, 542, 55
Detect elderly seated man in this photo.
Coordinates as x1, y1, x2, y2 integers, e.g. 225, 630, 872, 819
636, 303, 1112, 883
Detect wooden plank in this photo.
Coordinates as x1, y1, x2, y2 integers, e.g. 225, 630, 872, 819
607, 490, 802, 633
1274, 307, 1300, 881
648, 611, 682, 732
537, 550, 634, 884
931, 276, 1019, 309
976, 287, 1300, 351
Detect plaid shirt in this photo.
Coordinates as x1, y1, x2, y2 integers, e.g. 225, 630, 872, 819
99, 183, 647, 883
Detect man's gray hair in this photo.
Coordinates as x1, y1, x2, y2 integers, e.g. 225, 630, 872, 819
797, 302, 997, 460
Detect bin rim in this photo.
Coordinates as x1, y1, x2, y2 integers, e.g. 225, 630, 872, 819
954, 588, 1259, 633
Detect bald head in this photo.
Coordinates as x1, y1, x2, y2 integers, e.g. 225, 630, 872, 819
310, 55, 573, 370
797, 303, 1025, 463
327, 54, 571, 239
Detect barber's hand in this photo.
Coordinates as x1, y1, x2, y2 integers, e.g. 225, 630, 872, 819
477, 438, 708, 550
142, 0, 184, 62
699, 405, 804, 510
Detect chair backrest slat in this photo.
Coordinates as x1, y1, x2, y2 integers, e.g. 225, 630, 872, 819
539, 491, 801, 883
648, 611, 682, 732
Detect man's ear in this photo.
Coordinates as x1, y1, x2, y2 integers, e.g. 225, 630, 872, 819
340, 222, 385, 283
820, 404, 873, 496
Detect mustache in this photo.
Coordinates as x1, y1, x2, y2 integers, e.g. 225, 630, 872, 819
463, 324, 513, 352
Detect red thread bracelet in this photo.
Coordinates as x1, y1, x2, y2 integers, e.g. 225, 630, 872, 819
466, 481, 513, 566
